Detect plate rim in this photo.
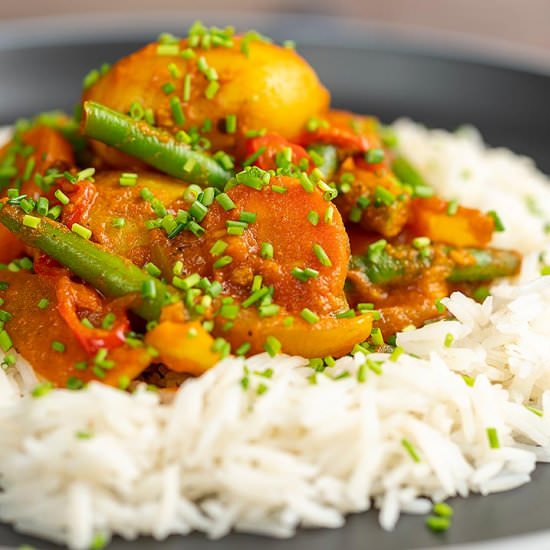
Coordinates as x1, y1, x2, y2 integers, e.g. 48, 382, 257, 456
0, 10, 550, 77
1, 10, 550, 550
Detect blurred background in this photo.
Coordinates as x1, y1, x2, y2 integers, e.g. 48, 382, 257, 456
1, 0, 550, 52
1, 0, 549, 171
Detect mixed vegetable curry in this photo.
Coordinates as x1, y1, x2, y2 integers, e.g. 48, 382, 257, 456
0, 23, 521, 390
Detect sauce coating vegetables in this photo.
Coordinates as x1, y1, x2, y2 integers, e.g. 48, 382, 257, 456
0, 22, 521, 390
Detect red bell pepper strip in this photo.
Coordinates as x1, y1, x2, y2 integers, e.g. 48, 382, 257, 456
56, 276, 129, 355
60, 179, 98, 228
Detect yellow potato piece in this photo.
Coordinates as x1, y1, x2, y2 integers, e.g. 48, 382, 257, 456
84, 37, 330, 167
145, 321, 220, 376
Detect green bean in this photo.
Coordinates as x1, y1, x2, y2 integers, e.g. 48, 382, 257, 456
350, 245, 429, 285
447, 248, 522, 282
82, 101, 232, 189
350, 244, 521, 285
391, 156, 433, 197
0, 203, 175, 321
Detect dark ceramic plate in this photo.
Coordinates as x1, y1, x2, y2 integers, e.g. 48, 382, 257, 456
1, 11, 550, 550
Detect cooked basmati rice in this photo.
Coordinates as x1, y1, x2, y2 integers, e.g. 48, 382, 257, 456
1, 121, 550, 549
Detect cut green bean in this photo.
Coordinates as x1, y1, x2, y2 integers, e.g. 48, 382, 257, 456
82, 101, 232, 188
0, 204, 175, 321
350, 244, 521, 286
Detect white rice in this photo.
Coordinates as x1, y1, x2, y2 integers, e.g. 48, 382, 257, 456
1, 121, 550, 549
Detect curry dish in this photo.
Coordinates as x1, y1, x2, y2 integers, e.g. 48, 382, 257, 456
0, 23, 521, 391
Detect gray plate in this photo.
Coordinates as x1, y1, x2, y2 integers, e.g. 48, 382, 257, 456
1, 11, 550, 550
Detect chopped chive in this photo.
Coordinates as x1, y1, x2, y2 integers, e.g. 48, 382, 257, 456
473, 286, 490, 302
204, 80, 220, 99
235, 166, 270, 189
101, 312, 116, 330
81, 318, 94, 329
366, 359, 382, 375
298, 172, 315, 193
243, 146, 266, 167
374, 186, 395, 206
307, 210, 319, 226
36, 196, 49, 216
239, 211, 257, 224
251, 275, 263, 291
349, 206, 362, 223
167, 62, 181, 78
225, 114, 237, 134
75, 361, 88, 371
182, 74, 192, 102
236, 342, 251, 356
216, 192, 236, 211
51, 340, 65, 352
77, 167, 95, 182
118, 375, 130, 390
264, 335, 282, 357
324, 205, 334, 224
245, 128, 267, 138
119, 172, 138, 187
22, 214, 40, 229
144, 108, 155, 125
259, 304, 280, 317
336, 309, 355, 319
488, 210, 505, 232
37, 298, 50, 309
412, 236, 430, 249
444, 333, 454, 348
300, 308, 319, 324
219, 304, 239, 320
426, 515, 451, 532
54, 189, 70, 205
213, 255, 233, 269
357, 196, 371, 209
446, 200, 458, 216
181, 47, 195, 59
367, 239, 387, 262
189, 200, 208, 221
390, 346, 404, 362
210, 239, 228, 256
169, 97, 185, 125
71, 223, 92, 240
200, 187, 216, 206
242, 287, 270, 308
22, 157, 36, 181
370, 327, 384, 346
312, 243, 332, 267
0, 330, 13, 352
401, 438, 421, 462
413, 185, 434, 198
31, 381, 54, 398
433, 502, 454, 518
526, 405, 543, 417
260, 242, 274, 260
271, 184, 287, 194
144, 262, 161, 277
486, 427, 500, 449
357, 362, 367, 383
162, 81, 176, 95
226, 220, 248, 235
157, 44, 180, 56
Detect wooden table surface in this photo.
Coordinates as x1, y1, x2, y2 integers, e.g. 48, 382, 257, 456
1, 0, 549, 52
